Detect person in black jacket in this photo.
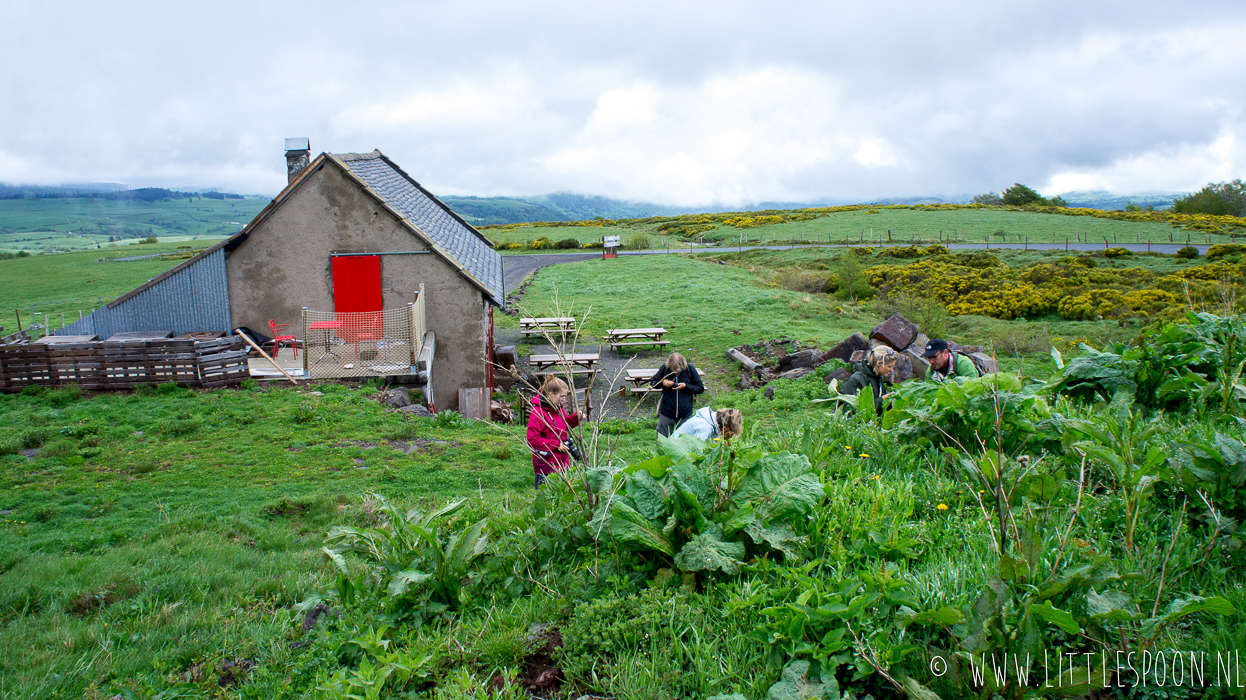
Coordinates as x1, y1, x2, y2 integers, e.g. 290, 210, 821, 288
649, 352, 704, 437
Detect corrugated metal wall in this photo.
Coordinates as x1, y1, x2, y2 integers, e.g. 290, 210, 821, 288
56, 249, 231, 338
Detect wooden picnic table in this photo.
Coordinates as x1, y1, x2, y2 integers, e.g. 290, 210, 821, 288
520, 317, 576, 337
605, 327, 670, 353
619, 367, 708, 396
528, 351, 600, 375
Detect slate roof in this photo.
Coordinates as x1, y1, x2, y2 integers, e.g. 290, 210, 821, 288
334, 150, 504, 305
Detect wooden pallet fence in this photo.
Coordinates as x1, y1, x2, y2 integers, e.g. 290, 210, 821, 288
0, 336, 249, 393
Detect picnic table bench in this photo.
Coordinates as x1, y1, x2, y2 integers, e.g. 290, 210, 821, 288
520, 317, 577, 338
528, 351, 601, 376
619, 367, 707, 396
605, 327, 669, 354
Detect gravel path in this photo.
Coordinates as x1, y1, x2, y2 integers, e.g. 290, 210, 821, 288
494, 327, 669, 421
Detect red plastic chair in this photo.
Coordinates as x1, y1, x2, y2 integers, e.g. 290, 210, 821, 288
268, 319, 298, 360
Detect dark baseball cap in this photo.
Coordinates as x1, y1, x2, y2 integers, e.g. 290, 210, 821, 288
921, 339, 949, 358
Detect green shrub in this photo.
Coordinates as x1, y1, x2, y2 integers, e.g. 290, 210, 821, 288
528, 237, 553, 250
1104, 247, 1132, 258
628, 233, 653, 250
555, 238, 581, 249
1206, 243, 1246, 261
1176, 245, 1200, 259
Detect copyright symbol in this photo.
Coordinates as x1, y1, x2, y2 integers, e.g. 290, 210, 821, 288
929, 655, 948, 677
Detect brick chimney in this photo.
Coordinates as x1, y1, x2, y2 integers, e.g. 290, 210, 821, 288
285, 137, 310, 183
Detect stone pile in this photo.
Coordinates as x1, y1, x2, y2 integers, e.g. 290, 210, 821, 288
727, 313, 999, 391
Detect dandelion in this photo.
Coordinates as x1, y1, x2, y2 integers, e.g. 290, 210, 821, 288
859, 453, 870, 458
870, 475, 880, 480
937, 503, 949, 511
978, 490, 985, 494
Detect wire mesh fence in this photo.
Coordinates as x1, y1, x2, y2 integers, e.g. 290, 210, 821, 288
301, 306, 421, 379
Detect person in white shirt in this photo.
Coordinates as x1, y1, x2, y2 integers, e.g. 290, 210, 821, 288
671, 407, 743, 442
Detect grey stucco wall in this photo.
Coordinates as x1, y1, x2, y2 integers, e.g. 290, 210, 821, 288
225, 162, 487, 409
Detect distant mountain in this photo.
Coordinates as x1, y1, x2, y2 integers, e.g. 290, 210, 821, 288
1056, 190, 1180, 211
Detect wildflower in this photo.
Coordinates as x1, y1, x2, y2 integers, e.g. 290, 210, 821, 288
870, 475, 881, 480
844, 445, 852, 451
859, 453, 870, 458
978, 490, 985, 494
937, 504, 949, 511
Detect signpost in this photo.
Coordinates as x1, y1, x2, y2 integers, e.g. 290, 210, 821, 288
603, 235, 621, 259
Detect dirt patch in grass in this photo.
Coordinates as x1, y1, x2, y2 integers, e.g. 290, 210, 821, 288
66, 581, 137, 616
490, 625, 564, 697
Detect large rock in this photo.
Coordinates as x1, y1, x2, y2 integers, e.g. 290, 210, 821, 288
890, 353, 914, 383
397, 404, 435, 417
904, 348, 930, 380
870, 313, 919, 351
778, 349, 821, 373
968, 352, 1000, 375
825, 332, 868, 363
950, 341, 985, 355
849, 349, 869, 364
826, 367, 852, 384
910, 333, 930, 354
380, 387, 411, 409
778, 366, 815, 381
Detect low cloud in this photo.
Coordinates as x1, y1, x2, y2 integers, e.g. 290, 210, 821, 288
1, 2, 1244, 203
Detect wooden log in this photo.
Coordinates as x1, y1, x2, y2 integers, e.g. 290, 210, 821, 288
234, 330, 299, 385
727, 348, 761, 373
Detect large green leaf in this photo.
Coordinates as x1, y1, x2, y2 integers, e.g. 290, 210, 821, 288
766, 659, 840, 700
446, 517, 489, 572
1086, 588, 1141, 623
673, 524, 745, 575
744, 519, 806, 561
733, 453, 822, 521
1030, 600, 1081, 635
626, 470, 673, 522
610, 501, 673, 556
1141, 595, 1237, 638
657, 433, 706, 462
387, 569, 433, 598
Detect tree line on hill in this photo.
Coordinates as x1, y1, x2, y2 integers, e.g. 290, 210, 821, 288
976, 180, 1245, 216
0, 184, 245, 201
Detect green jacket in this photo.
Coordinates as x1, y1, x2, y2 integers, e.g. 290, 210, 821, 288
934, 352, 979, 381
841, 362, 888, 415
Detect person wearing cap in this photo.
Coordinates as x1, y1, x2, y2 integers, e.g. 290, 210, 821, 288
922, 339, 979, 381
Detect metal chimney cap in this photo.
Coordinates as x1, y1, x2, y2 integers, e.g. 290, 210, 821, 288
284, 137, 310, 152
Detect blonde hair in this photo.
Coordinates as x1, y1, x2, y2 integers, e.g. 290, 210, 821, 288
538, 375, 569, 398
665, 352, 688, 373
715, 409, 743, 439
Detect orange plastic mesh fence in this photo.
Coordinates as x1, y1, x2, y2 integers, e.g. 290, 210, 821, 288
302, 307, 420, 379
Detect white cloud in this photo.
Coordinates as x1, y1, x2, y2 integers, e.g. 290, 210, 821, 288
1, 1, 1245, 203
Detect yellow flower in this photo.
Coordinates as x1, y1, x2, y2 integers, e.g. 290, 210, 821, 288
859, 453, 870, 458
937, 503, 949, 511
844, 445, 852, 451
870, 475, 881, 480
978, 490, 985, 494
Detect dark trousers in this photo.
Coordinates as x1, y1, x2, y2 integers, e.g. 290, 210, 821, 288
657, 414, 683, 438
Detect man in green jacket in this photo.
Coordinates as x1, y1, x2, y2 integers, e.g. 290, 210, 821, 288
921, 339, 979, 381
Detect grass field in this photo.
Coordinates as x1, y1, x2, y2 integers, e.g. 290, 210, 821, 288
0, 196, 267, 254
0, 241, 228, 333
3, 240, 1246, 698
480, 205, 1241, 250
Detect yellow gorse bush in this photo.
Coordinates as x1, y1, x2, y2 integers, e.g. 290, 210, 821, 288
872, 256, 1243, 321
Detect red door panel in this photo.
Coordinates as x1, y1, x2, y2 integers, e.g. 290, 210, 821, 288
331, 255, 382, 312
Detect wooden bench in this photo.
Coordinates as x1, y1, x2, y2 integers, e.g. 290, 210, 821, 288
619, 367, 707, 396
605, 327, 669, 354
529, 351, 600, 377
520, 317, 577, 338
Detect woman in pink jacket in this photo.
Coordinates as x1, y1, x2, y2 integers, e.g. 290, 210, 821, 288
526, 376, 583, 488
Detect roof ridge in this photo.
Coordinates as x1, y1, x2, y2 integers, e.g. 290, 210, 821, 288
335, 150, 382, 162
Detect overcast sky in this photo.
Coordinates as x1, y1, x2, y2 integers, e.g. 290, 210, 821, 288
2, 1, 1244, 205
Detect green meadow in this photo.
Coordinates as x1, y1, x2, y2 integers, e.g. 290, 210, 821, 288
0, 196, 266, 254
3, 207, 1246, 699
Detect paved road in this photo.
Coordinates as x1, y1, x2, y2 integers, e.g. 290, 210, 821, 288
499, 241, 1214, 294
